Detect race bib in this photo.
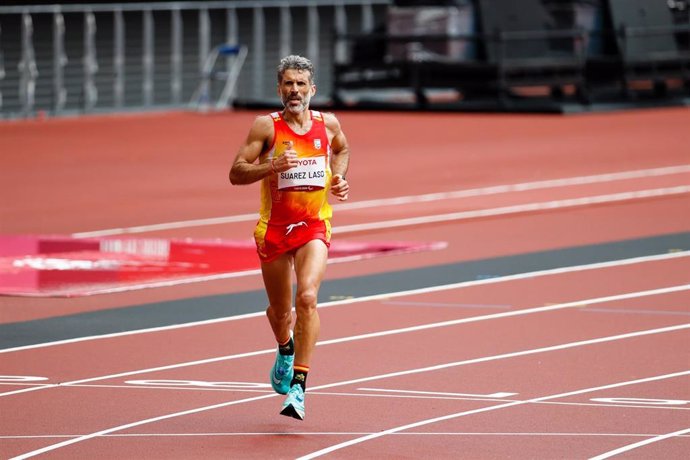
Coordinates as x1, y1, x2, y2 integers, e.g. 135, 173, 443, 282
278, 156, 327, 191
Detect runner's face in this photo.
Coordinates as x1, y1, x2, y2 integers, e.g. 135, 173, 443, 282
279, 69, 315, 114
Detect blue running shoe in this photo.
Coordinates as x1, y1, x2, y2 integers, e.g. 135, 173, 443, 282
270, 341, 294, 395
280, 384, 305, 420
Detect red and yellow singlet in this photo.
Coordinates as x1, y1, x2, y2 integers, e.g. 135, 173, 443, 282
254, 110, 332, 261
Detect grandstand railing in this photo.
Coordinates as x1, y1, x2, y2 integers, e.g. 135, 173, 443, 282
0, 0, 390, 119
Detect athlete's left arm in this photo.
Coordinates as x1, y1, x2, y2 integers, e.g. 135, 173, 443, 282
326, 112, 350, 201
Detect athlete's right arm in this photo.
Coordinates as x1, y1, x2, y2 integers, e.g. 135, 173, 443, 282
229, 116, 274, 185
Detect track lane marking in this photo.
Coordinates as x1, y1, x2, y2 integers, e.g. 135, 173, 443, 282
71, 165, 690, 238
591, 427, 690, 459
2, 251, 688, 355
5, 431, 690, 440
54, 186, 690, 296
52, 186, 690, 296
1, 257, 688, 399
305, 323, 690, 392
5, 383, 690, 414
297, 370, 690, 460
332, 186, 690, 234
2, 278, 688, 398
9, 326, 690, 459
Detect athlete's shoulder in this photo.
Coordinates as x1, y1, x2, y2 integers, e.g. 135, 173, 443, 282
320, 111, 343, 135
244, 114, 275, 149
250, 114, 275, 133
255, 113, 276, 125
319, 110, 337, 121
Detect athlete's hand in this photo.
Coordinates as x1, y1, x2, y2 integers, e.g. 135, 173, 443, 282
272, 141, 299, 173
331, 174, 349, 201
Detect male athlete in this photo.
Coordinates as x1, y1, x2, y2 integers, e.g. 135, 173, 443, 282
229, 55, 350, 420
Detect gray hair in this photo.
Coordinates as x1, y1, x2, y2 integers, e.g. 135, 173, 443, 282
277, 55, 315, 84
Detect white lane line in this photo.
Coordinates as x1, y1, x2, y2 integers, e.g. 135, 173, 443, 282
332, 186, 690, 234
4, 382, 690, 416
589, 427, 690, 459
584, 307, 690, 317
70, 165, 690, 238
297, 370, 690, 460
4, 431, 690, 440
52, 186, 690, 297
0, 347, 275, 397
1, 282, 687, 400
2, 250, 688, 355
8, 393, 278, 460
590, 428, 690, 460
305, 323, 690, 392
10, 328, 690, 459
334, 164, 690, 210
358, 388, 517, 398
58, 186, 690, 297
71, 213, 259, 238
382, 301, 512, 309
342, 392, 690, 413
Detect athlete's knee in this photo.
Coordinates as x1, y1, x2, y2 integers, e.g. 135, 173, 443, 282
295, 288, 318, 313
266, 304, 291, 322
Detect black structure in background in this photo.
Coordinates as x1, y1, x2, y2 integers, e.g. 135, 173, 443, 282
332, 0, 690, 111
3, 1, 161, 3
587, 0, 690, 98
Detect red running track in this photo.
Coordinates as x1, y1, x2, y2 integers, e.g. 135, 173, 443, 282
1, 256, 689, 458
0, 108, 689, 458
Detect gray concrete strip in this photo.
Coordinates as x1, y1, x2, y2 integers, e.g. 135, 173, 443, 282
0, 232, 687, 350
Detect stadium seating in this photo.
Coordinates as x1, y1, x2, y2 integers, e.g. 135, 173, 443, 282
332, 0, 690, 109
586, 0, 690, 98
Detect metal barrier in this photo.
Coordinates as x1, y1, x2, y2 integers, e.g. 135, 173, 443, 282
190, 43, 248, 111
0, 0, 390, 119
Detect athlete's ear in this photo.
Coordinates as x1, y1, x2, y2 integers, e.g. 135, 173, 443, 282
311, 84, 317, 96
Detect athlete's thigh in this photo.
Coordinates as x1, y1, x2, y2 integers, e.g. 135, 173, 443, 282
294, 239, 329, 291
261, 253, 293, 311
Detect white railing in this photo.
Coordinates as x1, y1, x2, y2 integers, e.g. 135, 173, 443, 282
0, 0, 390, 119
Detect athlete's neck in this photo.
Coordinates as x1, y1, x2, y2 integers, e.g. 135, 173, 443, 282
282, 109, 312, 133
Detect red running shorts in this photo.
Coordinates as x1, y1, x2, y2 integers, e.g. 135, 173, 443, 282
254, 219, 331, 262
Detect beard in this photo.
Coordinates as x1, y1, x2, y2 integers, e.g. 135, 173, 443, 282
281, 92, 311, 114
